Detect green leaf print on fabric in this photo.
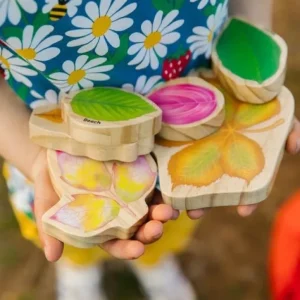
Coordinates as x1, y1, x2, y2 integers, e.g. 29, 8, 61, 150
152, 0, 185, 14
2, 27, 23, 39
71, 87, 157, 121
203, 4, 217, 16
109, 34, 129, 65
33, 12, 50, 31
16, 84, 29, 101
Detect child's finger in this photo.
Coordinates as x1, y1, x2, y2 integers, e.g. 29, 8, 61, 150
134, 220, 163, 244
286, 118, 300, 154
100, 240, 145, 260
187, 209, 207, 219
151, 190, 179, 220
34, 167, 63, 262
148, 204, 178, 222
237, 204, 257, 217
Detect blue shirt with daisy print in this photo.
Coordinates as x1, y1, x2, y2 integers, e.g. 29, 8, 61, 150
0, 0, 228, 108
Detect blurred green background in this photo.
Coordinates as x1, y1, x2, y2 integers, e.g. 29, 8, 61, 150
1, 0, 300, 299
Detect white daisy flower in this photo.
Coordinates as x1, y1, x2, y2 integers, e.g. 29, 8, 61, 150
128, 10, 184, 70
43, 0, 82, 18
0, 0, 38, 26
66, 0, 137, 56
7, 25, 63, 72
30, 89, 60, 109
190, 0, 216, 10
49, 55, 114, 93
122, 75, 162, 95
187, 1, 228, 59
0, 47, 37, 87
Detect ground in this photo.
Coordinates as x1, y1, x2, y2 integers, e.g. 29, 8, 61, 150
0, 1, 300, 299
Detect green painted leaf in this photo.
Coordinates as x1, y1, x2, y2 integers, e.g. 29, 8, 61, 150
71, 88, 157, 121
216, 18, 282, 83
152, 0, 185, 14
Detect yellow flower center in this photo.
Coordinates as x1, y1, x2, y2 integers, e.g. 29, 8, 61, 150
17, 48, 36, 60
0, 56, 10, 69
144, 31, 162, 49
207, 31, 213, 42
92, 16, 112, 37
67, 69, 86, 85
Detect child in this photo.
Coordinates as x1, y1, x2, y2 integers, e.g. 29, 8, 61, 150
0, 0, 299, 299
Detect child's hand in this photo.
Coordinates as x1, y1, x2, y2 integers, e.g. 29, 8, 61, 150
32, 149, 176, 262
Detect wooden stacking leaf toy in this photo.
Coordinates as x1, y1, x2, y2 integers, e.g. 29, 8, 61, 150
148, 77, 225, 141
28, 16, 294, 247
212, 18, 288, 104
153, 73, 294, 210
42, 151, 157, 248
30, 87, 162, 162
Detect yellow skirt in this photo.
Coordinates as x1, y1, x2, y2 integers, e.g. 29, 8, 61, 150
4, 163, 199, 267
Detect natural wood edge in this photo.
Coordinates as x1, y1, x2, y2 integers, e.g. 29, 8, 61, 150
158, 108, 225, 141
31, 134, 155, 162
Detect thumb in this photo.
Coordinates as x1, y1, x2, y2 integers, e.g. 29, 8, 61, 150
34, 166, 63, 262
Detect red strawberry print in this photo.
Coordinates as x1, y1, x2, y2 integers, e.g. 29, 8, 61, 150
162, 50, 191, 81
0, 67, 5, 78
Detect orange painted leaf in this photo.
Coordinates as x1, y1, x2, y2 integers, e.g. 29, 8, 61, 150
36, 108, 63, 123
221, 133, 265, 182
169, 134, 224, 188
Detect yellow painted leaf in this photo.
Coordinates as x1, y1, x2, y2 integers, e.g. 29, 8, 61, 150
51, 194, 120, 232
221, 133, 265, 182
36, 108, 63, 123
113, 156, 156, 203
57, 151, 112, 191
233, 98, 281, 130
155, 136, 193, 147
169, 134, 224, 188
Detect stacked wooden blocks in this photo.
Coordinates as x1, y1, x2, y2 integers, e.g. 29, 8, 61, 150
29, 18, 294, 248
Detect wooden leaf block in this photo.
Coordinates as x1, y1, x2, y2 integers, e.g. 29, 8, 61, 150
212, 18, 288, 104
148, 77, 225, 141
30, 87, 162, 162
154, 77, 294, 210
43, 151, 157, 248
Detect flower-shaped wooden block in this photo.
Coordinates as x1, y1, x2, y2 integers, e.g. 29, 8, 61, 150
30, 87, 162, 162
43, 151, 157, 248
148, 77, 225, 142
154, 76, 294, 210
212, 18, 288, 104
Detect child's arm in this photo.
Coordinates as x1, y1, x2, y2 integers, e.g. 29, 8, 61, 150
229, 0, 273, 30
0, 78, 176, 261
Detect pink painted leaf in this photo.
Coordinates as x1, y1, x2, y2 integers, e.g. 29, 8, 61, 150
57, 151, 112, 192
148, 84, 217, 125
112, 156, 156, 203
